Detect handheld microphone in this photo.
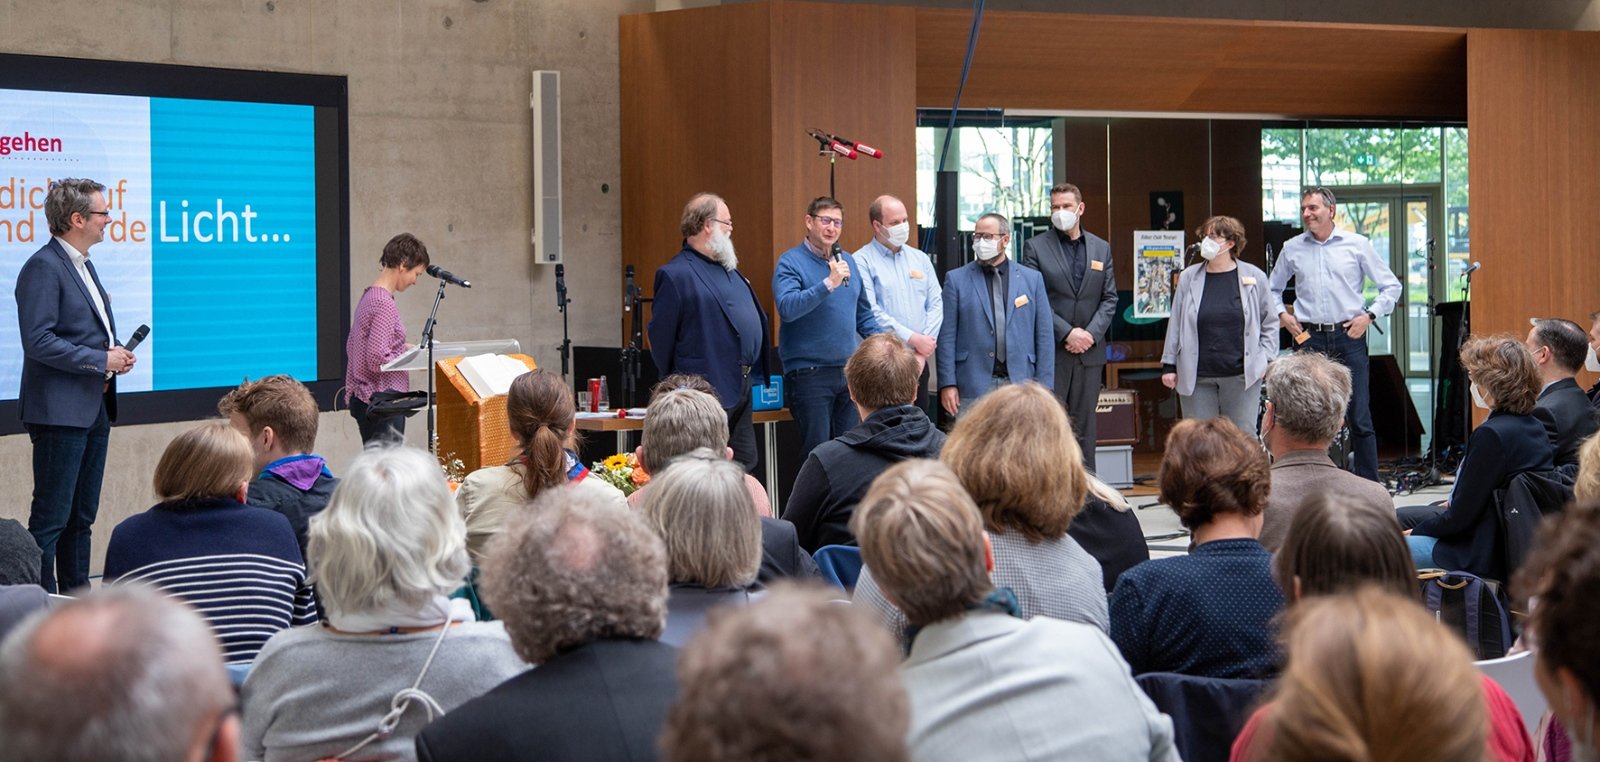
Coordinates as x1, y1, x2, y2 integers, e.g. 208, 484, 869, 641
829, 140, 858, 159
107, 324, 150, 380
624, 265, 635, 313
555, 263, 568, 311
426, 264, 472, 288
833, 135, 884, 159
831, 243, 849, 287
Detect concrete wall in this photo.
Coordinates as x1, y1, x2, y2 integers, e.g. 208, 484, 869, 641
0, 0, 650, 572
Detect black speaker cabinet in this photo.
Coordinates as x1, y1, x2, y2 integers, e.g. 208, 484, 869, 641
1096, 388, 1140, 445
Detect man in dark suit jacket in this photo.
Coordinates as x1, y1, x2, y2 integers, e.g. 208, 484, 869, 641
649, 193, 770, 471
937, 213, 1054, 418
416, 490, 679, 762
15, 179, 138, 593
1527, 318, 1599, 467
1020, 183, 1118, 465
1587, 312, 1600, 410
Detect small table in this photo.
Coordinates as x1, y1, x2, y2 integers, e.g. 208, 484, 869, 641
576, 408, 795, 505
1106, 360, 1163, 389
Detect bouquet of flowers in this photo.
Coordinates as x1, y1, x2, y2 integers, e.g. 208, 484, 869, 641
591, 452, 650, 496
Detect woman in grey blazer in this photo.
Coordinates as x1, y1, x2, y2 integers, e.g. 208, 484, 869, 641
1160, 216, 1278, 435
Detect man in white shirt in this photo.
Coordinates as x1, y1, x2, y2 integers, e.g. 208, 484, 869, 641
854, 195, 941, 410
14, 178, 136, 592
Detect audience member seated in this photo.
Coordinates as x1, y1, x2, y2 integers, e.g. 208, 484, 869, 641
639, 449, 763, 646
1257, 352, 1393, 551
458, 368, 625, 565
1238, 492, 1535, 762
0, 519, 46, 640
855, 459, 1179, 761
242, 445, 525, 762
660, 584, 910, 762
103, 421, 317, 665
0, 586, 240, 762
1074, 474, 1151, 593
1577, 435, 1600, 502
1232, 588, 1498, 762
642, 373, 773, 517
1526, 318, 1600, 468
219, 374, 339, 558
1517, 503, 1600, 762
1407, 336, 1555, 579
632, 385, 817, 582
782, 333, 946, 552
415, 488, 679, 761
1110, 418, 1283, 679
856, 382, 1108, 640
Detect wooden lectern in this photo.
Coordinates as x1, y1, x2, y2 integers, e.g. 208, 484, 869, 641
434, 353, 537, 473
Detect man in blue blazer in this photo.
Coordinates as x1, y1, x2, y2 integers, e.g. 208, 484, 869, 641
648, 193, 770, 470
15, 178, 137, 593
937, 212, 1054, 416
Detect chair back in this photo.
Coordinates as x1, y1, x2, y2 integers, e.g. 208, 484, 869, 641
1475, 650, 1547, 738
812, 545, 864, 591
1136, 671, 1271, 762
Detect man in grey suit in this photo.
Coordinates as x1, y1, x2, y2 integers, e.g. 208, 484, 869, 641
1525, 317, 1600, 468
936, 213, 1053, 417
854, 458, 1179, 761
15, 178, 137, 593
1021, 182, 1118, 465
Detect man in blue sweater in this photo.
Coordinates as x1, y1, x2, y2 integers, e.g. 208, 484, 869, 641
773, 196, 886, 459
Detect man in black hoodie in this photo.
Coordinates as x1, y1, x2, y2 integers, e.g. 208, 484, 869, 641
783, 334, 946, 552
219, 375, 337, 559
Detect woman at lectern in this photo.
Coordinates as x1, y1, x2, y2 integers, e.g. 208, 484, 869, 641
344, 233, 429, 444
1160, 215, 1278, 436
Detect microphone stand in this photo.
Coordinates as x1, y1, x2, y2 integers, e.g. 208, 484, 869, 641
556, 267, 572, 382
620, 267, 652, 409
1395, 239, 1445, 493
421, 279, 448, 454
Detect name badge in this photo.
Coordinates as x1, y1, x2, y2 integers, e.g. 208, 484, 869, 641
1090, 259, 1105, 272
1014, 295, 1029, 308
1242, 276, 1257, 286
910, 270, 925, 279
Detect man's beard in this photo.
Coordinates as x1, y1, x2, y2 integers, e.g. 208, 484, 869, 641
708, 230, 738, 272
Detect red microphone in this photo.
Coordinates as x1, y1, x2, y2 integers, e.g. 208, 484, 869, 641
829, 140, 858, 159
835, 135, 883, 159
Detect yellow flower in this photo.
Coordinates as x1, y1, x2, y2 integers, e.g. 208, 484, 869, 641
602, 453, 629, 470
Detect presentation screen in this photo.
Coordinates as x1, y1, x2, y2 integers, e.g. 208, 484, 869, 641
0, 54, 349, 434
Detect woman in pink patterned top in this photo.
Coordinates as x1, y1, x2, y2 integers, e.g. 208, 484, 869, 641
344, 233, 429, 444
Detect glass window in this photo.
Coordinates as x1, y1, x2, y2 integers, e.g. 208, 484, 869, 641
916, 124, 1053, 231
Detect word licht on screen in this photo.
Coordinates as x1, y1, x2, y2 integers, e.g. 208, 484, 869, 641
158, 198, 289, 243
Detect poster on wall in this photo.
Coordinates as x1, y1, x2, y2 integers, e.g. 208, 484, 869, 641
1133, 230, 1183, 319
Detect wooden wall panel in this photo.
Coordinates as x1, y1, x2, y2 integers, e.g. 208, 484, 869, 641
1467, 28, 1600, 392
916, 10, 1467, 120
620, 4, 775, 342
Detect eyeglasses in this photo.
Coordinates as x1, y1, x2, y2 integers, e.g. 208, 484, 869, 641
810, 215, 843, 229
712, 218, 733, 230
971, 233, 1005, 241
86, 210, 112, 217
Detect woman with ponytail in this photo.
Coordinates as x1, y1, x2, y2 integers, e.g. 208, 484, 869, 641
457, 369, 625, 565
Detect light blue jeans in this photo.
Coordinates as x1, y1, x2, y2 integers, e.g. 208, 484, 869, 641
1407, 534, 1440, 569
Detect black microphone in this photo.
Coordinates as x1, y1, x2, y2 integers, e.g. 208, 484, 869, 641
831, 243, 849, 287
107, 324, 150, 380
426, 264, 472, 288
624, 265, 635, 313
555, 263, 568, 311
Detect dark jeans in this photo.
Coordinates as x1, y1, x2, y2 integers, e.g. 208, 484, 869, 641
26, 404, 110, 593
1301, 329, 1378, 481
786, 366, 859, 461
726, 374, 757, 473
350, 396, 406, 445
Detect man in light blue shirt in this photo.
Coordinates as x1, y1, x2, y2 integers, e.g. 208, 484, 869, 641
853, 195, 941, 412
1269, 186, 1402, 482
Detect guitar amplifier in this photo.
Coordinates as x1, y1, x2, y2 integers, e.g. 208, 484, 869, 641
1095, 388, 1139, 445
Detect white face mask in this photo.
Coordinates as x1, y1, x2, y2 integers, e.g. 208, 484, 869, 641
1200, 237, 1225, 261
1470, 382, 1490, 410
1587, 344, 1600, 372
708, 229, 738, 272
1051, 208, 1078, 232
973, 237, 1002, 262
882, 221, 910, 248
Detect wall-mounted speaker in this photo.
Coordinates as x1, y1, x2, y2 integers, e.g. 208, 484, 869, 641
531, 70, 561, 264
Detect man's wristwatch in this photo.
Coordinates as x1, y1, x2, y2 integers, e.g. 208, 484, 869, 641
1365, 310, 1377, 323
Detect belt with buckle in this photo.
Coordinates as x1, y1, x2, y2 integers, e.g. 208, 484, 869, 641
1304, 322, 1344, 333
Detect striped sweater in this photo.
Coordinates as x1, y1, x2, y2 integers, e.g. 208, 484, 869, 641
104, 497, 318, 665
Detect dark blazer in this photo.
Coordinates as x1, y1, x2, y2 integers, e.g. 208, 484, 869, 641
1532, 378, 1599, 467
415, 638, 679, 762
648, 245, 770, 409
936, 260, 1054, 399
1413, 411, 1554, 580
1020, 229, 1117, 369
758, 516, 819, 584
15, 238, 119, 426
